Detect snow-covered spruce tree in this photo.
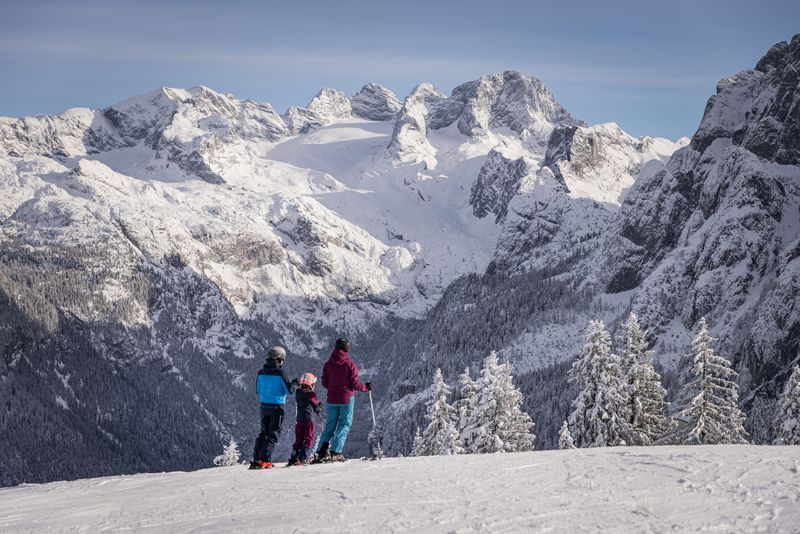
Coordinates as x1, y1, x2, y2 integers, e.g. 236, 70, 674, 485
774, 364, 800, 445
369, 425, 384, 459
411, 426, 423, 456
568, 320, 630, 447
418, 368, 463, 456
461, 351, 535, 453
619, 313, 668, 445
558, 420, 576, 450
214, 438, 240, 467
456, 367, 477, 452
669, 318, 748, 445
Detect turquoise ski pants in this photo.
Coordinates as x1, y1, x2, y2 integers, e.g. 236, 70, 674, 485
319, 398, 355, 453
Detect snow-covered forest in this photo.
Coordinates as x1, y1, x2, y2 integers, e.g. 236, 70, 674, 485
406, 314, 798, 459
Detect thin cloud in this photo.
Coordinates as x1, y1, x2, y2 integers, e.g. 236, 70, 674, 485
0, 36, 716, 91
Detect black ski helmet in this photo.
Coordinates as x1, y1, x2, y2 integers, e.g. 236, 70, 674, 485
267, 346, 286, 363
335, 338, 351, 352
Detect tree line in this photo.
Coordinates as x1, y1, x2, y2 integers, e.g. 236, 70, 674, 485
410, 313, 800, 456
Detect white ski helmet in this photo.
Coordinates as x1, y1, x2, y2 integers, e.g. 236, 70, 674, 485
267, 346, 286, 363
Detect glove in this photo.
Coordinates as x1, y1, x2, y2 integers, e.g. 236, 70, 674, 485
291, 378, 299, 387
365, 382, 372, 391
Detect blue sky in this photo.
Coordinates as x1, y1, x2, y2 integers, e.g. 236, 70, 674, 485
1, 0, 797, 138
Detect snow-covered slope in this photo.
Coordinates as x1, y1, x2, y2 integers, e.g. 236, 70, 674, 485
2, 446, 798, 533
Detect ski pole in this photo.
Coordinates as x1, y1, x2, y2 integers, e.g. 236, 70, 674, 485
368, 388, 383, 459
368, 389, 377, 429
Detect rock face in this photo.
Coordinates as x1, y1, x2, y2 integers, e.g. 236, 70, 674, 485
692, 37, 800, 165
351, 83, 401, 121
492, 164, 614, 274
470, 145, 533, 222
592, 36, 800, 436
282, 106, 324, 135
543, 123, 687, 205
742, 40, 800, 165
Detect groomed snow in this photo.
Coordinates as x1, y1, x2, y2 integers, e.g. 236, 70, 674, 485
2, 445, 798, 533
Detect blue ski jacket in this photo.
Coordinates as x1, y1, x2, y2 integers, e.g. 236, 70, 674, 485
257, 360, 296, 405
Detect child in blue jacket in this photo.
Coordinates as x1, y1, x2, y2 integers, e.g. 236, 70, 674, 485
250, 346, 297, 469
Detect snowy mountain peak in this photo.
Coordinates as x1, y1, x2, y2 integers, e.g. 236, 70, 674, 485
691, 34, 800, 165
103, 84, 288, 146
387, 72, 581, 165
102, 85, 288, 183
387, 82, 453, 164
351, 83, 401, 121
306, 87, 353, 120
282, 88, 353, 134
450, 70, 581, 138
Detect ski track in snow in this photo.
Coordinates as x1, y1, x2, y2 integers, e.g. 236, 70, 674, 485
1, 445, 799, 533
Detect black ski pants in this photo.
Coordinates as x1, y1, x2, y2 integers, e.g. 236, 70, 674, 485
252, 403, 284, 462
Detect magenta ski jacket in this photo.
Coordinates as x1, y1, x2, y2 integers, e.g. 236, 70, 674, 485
321, 348, 368, 404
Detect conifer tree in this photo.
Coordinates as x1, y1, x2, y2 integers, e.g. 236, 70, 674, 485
214, 438, 240, 467
456, 367, 477, 452
418, 369, 463, 455
670, 318, 748, 445
619, 313, 668, 445
411, 426, 424, 456
369, 426, 384, 459
568, 320, 629, 447
558, 420, 576, 450
774, 364, 800, 445
461, 351, 535, 453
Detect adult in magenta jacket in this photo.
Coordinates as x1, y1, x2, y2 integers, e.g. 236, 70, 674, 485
315, 338, 371, 461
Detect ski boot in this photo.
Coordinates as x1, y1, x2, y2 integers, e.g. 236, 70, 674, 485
286, 449, 301, 467
312, 442, 330, 464
248, 461, 262, 470
329, 452, 347, 463
258, 460, 274, 469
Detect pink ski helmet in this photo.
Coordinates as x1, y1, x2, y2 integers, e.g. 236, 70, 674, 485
299, 372, 317, 387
